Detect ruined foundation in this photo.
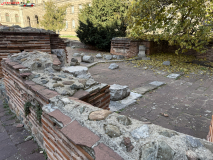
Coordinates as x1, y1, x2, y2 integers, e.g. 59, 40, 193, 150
1, 50, 213, 160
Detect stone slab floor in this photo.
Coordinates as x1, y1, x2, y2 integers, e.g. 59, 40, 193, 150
0, 99, 46, 160
67, 47, 213, 139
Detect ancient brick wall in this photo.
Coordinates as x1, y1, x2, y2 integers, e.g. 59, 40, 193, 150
110, 38, 153, 58
0, 28, 69, 78
50, 34, 68, 63
111, 38, 213, 61
0, 32, 51, 77
2, 51, 213, 160
1, 57, 113, 160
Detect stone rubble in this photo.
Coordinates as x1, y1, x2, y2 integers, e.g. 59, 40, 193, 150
73, 53, 81, 57
82, 55, 94, 63
96, 53, 102, 58
108, 63, 119, 70
109, 84, 130, 101
104, 55, 113, 60
163, 61, 171, 66
167, 73, 181, 79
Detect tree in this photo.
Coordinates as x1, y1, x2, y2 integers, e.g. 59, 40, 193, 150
76, 0, 129, 51
126, 0, 213, 54
40, 0, 71, 33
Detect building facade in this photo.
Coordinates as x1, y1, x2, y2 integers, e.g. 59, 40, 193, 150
0, 0, 92, 35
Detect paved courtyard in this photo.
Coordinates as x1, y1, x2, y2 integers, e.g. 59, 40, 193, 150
68, 47, 213, 139
0, 99, 46, 160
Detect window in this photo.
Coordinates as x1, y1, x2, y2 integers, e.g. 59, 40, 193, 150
65, 21, 68, 30
15, 14, 19, 23
35, 15, 39, 24
72, 20, 75, 29
71, 5, 74, 13
89, 3, 91, 7
27, 16, 31, 27
36, 0, 37, 4
5, 13, 10, 22
79, 4, 82, 10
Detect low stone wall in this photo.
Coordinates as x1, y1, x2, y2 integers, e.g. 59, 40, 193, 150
110, 38, 153, 58
0, 25, 68, 78
111, 37, 213, 61
1, 51, 213, 160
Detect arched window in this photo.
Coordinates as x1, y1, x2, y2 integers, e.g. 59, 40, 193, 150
27, 16, 31, 27
71, 5, 74, 14
79, 4, 82, 11
72, 20, 75, 29
5, 13, 10, 22
35, 15, 39, 24
15, 14, 19, 23
64, 21, 68, 30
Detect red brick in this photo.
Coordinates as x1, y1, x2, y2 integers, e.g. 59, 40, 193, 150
38, 89, 59, 100
100, 94, 110, 103
88, 93, 105, 103
72, 89, 90, 100
99, 85, 110, 93
61, 120, 100, 147
7, 61, 19, 66
20, 73, 31, 77
12, 64, 26, 69
94, 143, 123, 160
48, 109, 71, 126
24, 80, 36, 86
30, 85, 46, 92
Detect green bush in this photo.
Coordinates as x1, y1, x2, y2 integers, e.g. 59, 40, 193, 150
76, 19, 126, 51
76, 0, 128, 51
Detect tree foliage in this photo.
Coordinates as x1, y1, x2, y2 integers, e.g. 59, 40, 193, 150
126, 0, 213, 54
76, 0, 128, 51
40, 0, 71, 32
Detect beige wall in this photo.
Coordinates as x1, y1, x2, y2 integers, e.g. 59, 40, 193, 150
0, 0, 92, 35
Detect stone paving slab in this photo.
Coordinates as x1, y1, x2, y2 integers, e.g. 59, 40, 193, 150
0, 99, 46, 160
109, 92, 142, 111
132, 81, 165, 95
86, 61, 213, 139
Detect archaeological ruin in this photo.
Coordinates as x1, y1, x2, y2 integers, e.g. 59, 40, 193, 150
0, 25, 213, 160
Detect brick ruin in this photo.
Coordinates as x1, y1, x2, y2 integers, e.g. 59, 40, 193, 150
1, 49, 213, 159
0, 25, 68, 78
110, 37, 213, 61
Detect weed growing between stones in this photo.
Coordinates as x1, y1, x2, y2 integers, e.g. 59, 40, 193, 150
36, 105, 42, 124
3, 100, 9, 108
42, 149, 48, 159
24, 101, 31, 117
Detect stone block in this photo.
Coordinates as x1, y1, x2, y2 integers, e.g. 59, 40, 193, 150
109, 84, 130, 101
82, 55, 94, 63
48, 109, 71, 126
94, 143, 123, 160
61, 120, 100, 147
131, 125, 149, 139
108, 63, 119, 70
